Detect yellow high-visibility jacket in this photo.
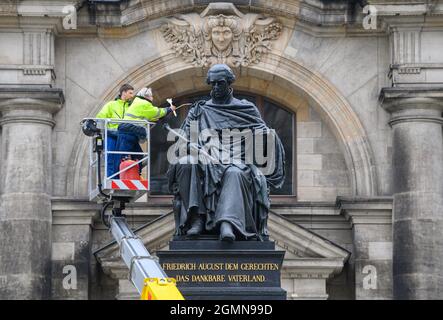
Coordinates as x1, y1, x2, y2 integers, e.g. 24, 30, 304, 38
96, 98, 130, 129
123, 97, 169, 122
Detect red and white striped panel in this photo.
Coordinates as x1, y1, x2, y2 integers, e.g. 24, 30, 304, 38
111, 179, 148, 191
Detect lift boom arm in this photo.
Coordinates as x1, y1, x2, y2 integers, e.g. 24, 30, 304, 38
109, 214, 184, 300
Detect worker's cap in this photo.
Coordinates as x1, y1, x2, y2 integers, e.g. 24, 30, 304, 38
136, 87, 153, 98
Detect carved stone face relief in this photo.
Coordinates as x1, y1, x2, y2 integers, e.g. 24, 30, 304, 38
161, 3, 282, 68
211, 26, 233, 52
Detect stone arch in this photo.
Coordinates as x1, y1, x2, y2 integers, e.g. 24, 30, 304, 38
67, 52, 378, 197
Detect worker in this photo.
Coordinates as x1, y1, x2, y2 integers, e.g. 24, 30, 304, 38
114, 87, 176, 177
96, 83, 135, 178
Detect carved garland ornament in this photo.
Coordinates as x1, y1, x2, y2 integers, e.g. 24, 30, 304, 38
161, 5, 282, 68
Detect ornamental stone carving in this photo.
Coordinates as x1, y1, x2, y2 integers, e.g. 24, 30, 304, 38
161, 3, 282, 68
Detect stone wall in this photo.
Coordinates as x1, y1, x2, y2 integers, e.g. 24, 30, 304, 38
284, 29, 392, 197
297, 103, 351, 201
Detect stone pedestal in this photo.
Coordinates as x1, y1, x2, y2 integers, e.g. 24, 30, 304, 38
157, 240, 286, 300
0, 87, 63, 299
381, 88, 443, 299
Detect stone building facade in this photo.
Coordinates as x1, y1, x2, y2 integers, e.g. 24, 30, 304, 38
0, 0, 442, 300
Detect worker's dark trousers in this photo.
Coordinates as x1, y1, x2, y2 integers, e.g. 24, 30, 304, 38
105, 134, 117, 178
115, 131, 143, 178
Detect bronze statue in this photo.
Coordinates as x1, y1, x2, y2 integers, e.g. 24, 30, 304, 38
167, 64, 285, 242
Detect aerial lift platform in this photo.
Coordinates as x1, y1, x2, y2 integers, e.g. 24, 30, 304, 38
80, 117, 184, 300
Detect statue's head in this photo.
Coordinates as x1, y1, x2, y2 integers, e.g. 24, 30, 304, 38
206, 64, 235, 102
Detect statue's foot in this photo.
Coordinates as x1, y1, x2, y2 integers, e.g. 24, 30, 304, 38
220, 222, 235, 242
186, 216, 204, 237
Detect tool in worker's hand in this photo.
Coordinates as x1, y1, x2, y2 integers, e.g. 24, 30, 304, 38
166, 98, 177, 117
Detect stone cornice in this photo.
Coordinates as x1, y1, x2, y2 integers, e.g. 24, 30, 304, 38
389, 114, 443, 126
50, 197, 175, 226
2, 1, 443, 37
0, 1, 84, 34
338, 196, 393, 226
0, 87, 65, 105
380, 87, 443, 100
82, 1, 384, 38
1, 1, 83, 17
369, 1, 443, 16
281, 257, 345, 279
380, 87, 443, 117
0, 87, 64, 127
51, 198, 99, 225
87, 0, 443, 27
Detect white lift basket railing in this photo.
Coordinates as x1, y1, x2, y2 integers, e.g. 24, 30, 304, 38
84, 118, 154, 202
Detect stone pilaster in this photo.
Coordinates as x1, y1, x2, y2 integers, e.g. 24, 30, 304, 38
388, 26, 423, 87
0, 87, 64, 299
51, 199, 98, 300
340, 197, 393, 300
281, 258, 345, 300
381, 87, 443, 299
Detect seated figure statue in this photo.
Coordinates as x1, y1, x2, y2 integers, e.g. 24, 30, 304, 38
167, 64, 285, 242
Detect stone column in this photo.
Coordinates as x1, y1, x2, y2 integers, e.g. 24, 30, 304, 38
0, 87, 64, 299
381, 88, 443, 299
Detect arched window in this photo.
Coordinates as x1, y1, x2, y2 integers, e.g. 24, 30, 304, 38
148, 92, 295, 201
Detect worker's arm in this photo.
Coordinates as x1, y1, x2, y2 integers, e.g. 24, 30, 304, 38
96, 101, 114, 119
152, 104, 178, 120
150, 105, 175, 121
138, 102, 174, 121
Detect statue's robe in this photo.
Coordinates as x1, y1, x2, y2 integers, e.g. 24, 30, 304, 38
167, 90, 285, 240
